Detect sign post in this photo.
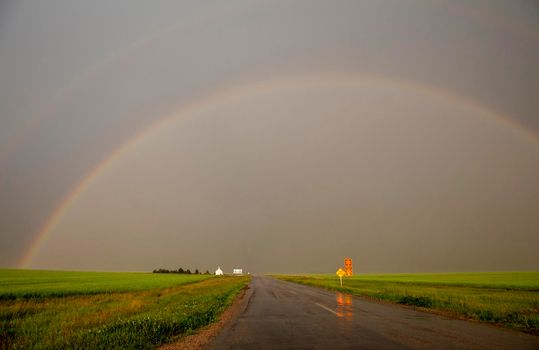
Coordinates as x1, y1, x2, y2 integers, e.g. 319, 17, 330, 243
336, 268, 345, 287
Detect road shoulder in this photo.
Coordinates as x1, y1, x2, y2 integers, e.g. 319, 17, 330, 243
159, 282, 253, 350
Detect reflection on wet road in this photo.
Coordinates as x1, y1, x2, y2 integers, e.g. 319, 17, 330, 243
208, 276, 539, 350
336, 292, 353, 320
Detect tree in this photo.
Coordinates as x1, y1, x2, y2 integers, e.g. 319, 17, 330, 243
195, 269, 200, 275
204, 270, 210, 275
186, 269, 191, 274
178, 268, 184, 274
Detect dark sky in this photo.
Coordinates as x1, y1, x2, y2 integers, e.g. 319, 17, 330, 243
1, 0, 538, 273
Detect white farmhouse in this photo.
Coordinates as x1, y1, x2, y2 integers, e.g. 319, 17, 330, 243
232, 268, 243, 275
215, 267, 223, 276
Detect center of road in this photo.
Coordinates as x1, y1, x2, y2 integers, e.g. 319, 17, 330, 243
208, 275, 539, 350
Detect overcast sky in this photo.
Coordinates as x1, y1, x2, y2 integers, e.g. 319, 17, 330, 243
1, 0, 538, 273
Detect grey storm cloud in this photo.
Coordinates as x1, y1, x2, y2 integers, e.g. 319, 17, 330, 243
0, 0, 538, 273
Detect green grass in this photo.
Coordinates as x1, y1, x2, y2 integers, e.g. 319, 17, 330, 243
313, 272, 539, 289
275, 272, 539, 334
0, 269, 211, 300
0, 269, 249, 349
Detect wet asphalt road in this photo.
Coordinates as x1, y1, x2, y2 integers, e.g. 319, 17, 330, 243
208, 275, 538, 350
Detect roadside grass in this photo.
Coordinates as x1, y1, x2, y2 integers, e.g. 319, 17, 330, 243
0, 270, 249, 349
274, 272, 539, 334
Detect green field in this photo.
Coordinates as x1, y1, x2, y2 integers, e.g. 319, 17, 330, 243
275, 272, 539, 334
0, 269, 249, 349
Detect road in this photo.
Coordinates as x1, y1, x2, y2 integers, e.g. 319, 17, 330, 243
208, 275, 538, 349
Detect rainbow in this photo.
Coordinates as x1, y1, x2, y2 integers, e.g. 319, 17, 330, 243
0, 3, 252, 164
3, 1, 536, 166
18, 72, 539, 268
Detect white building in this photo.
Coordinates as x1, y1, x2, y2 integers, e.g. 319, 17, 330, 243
215, 267, 223, 275
233, 268, 243, 275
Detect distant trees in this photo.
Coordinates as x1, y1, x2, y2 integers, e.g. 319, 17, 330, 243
152, 267, 206, 274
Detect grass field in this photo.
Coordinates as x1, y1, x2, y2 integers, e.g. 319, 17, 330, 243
275, 272, 539, 334
0, 269, 213, 300
0, 269, 249, 349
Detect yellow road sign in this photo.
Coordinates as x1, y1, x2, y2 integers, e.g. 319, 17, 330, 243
336, 268, 345, 287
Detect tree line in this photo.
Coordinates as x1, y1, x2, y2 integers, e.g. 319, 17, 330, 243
152, 268, 211, 275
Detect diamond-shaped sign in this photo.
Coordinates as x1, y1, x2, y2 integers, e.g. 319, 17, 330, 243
336, 268, 345, 277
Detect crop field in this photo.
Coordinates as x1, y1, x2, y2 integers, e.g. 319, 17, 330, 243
275, 272, 539, 334
0, 269, 249, 349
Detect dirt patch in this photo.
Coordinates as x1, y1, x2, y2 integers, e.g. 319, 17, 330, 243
159, 283, 252, 350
